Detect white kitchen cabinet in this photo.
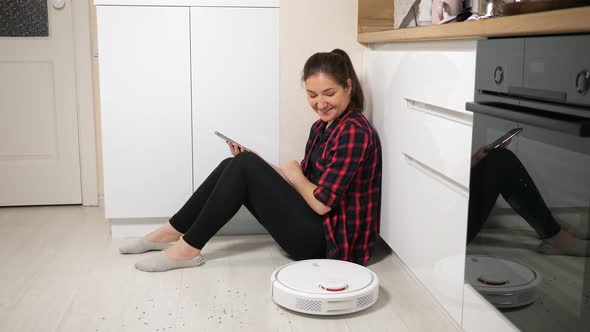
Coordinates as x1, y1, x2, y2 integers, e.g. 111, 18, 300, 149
190, 6, 279, 188
363, 40, 476, 324
364, 49, 401, 259
96, 1, 279, 231
400, 153, 470, 321
97, 6, 193, 219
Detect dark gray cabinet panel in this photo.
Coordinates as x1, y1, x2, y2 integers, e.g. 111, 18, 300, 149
475, 38, 525, 94
524, 35, 590, 107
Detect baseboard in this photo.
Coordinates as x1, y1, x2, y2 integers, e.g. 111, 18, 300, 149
110, 206, 268, 238
111, 218, 165, 238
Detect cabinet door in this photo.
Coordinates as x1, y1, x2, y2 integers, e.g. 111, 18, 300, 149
363, 49, 405, 261
475, 38, 524, 95
97, 6, 193, 218
399, 154, 470, 322
190, 6, 279, 187
190, 6, 279, 234
524, 35, 590, 107
364, 41, 476, 324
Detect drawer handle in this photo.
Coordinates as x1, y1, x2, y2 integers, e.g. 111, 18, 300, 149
507, 86, 566, 103
403, 153, 469, 195
406, 99, 473, 126
466, 102, 590, 137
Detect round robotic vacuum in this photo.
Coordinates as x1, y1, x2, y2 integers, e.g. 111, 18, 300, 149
270, 259, 379, 315
465, 255, 542, 308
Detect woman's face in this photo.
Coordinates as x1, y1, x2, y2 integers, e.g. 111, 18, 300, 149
305, 73, 351, 126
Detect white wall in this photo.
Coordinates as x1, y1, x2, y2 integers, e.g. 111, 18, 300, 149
279, 0, 366, 163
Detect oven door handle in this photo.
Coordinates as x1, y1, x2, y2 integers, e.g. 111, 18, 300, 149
466, 102, 590, 137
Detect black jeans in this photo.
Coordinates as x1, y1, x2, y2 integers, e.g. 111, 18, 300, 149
467, 148, 561, 243
168, 151, 325, 260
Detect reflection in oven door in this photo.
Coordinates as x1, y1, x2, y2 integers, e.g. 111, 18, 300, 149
466, 113, 590, 331
466, 106, 590, 331
465, 34, 590, 332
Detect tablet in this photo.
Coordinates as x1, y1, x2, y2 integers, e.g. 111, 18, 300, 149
214, 131, 251, 151
489, 128, 523, 150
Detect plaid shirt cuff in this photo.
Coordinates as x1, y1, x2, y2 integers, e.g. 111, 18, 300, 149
313, 185, 339, 208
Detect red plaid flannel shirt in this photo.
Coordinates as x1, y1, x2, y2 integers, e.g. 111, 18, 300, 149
301, 109, 382, 265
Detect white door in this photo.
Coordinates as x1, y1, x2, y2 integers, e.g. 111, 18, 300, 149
0, 0, 82, 206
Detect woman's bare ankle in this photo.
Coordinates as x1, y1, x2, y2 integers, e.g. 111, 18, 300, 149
145, 223, 182, 243
544, 229, 576, 249
556, 218, 572, 231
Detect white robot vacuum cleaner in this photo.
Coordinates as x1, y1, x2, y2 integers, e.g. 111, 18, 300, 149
270, 259, 379, 315
465, 255, 542, 308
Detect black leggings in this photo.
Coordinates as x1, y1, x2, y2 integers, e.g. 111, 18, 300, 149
467, 148, 561, 243
168, 151, 325, 260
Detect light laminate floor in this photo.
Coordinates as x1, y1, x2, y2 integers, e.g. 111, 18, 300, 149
0, 206, 460, 332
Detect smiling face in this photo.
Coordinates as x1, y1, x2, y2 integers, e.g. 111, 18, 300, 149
305, 73, 352, 127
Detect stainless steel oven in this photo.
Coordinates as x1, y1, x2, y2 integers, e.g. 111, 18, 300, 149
465, 35, 590, 331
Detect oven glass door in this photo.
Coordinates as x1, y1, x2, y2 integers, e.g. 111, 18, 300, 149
465, 104, 590, 331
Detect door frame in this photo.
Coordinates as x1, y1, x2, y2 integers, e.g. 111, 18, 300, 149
73, 0, 99, 206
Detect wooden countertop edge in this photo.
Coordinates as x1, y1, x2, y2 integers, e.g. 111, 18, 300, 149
358, 7, 590, 44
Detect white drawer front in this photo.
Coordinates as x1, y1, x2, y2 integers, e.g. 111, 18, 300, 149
393, 154, 470, 323
402, 99, 473, 188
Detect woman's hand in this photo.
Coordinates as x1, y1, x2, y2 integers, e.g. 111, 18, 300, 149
280, 160, 304, 185
471, 145, 490, 168
280, 160, 330, 215
227, 141, 247, 156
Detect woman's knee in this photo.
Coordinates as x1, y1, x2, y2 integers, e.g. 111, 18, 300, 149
220, 157, 233, 168
483, 147, 529, 183
223, 151, 265, 179
486, 147, 519, 167
232, 151, 263, 168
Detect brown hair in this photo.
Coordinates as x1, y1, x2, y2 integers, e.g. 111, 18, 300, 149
302, 49, 365, 112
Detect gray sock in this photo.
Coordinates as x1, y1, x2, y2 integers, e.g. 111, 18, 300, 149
134, 252, 206, 272
537, 240, 590, 257
119, 238, 174, 254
